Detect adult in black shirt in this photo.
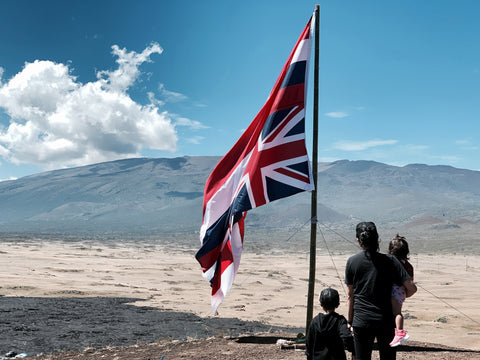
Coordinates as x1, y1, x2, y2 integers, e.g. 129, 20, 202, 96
345, 222, 417, 360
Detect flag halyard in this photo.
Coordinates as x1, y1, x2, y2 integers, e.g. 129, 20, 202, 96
196, 17, 314, 314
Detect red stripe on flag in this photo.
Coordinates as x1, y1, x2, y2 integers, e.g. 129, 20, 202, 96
275, 167, 310, 182
211, 238, 234, 294
197, 244, 222, 272
271, 83, 305, 113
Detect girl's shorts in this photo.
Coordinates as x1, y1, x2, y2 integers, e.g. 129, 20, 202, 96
392, 284, 406, 304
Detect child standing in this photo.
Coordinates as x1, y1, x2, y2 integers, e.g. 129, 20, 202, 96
305, 287, 355, 360
388, 234, 414, 347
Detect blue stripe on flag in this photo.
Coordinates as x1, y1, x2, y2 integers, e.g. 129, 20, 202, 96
196, 209, 231, 260
287, 161, 310, 176
232, 184, 253, 213
196, 193, 248, 262
261, 108, 293, 141
285, 117, 305, 137
281, 60, 307, 88
265, 176, 305, 202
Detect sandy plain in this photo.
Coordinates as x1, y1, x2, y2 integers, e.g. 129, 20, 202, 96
0, 239, 479, 358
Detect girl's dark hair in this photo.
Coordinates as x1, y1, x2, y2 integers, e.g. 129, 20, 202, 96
356, 222, 379, 252
319, 287, 340, 310
388, 234, 410, 260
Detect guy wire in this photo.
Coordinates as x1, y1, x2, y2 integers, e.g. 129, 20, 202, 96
317, 223, 480, 328
222, 216, 313, 303
416, 282, 480, 327
318, 225, 346, 296
186, 218, 479, 360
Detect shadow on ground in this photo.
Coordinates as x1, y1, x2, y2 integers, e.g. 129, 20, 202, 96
396, 343, 480, 353
0, 296, 302, 356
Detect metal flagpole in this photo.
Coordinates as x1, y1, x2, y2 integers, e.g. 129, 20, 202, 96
306, 4, 320, 333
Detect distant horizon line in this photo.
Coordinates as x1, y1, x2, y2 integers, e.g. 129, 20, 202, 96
1, 155, 476, 183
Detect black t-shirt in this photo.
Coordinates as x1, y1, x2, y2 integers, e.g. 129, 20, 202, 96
345, 251, 411, 328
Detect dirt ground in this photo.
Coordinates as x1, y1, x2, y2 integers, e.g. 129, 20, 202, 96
1, 296, 478, 360
1, 241, 479, 359
28, 336, 480, 360
1, 297, 478, 360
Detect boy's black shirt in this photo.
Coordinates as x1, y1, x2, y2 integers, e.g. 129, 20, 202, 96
305, 311, 355, 360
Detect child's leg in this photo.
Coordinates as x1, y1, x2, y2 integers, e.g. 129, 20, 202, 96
390, 285, 409, 346
391, 296, 404, 330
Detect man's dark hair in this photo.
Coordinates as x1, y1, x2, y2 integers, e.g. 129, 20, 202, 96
319, 287, 340, 310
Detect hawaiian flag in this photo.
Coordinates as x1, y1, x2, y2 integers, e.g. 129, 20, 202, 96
196, 16, 315, 314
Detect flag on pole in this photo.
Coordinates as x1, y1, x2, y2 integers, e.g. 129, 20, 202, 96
196, 16, 315, 314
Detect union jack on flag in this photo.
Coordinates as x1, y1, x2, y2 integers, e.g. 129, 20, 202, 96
196, 16, 315, 313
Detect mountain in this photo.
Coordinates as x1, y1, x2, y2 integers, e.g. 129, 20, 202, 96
0, 157, 479, 251
317, 160, 480, 224
0, 157, 217, 237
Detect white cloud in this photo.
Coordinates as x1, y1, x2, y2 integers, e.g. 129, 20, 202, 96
147, 91, 165, 107
403, 144, 429, 151
333, 139, 397, 151
158, 83, 188, 103
0, 176, 17, 182
174, 116, 208, 129
186, 135, 205, 144
325, 111, 348, 118
97, 43, 163, 93
455, 139, 477, 148
148, 84, 192, 109
435, 155, 461, 164
0, 143, 8, 157
454, 139, 478, 150
319, 156, 343, 163
0, 43, 179, 169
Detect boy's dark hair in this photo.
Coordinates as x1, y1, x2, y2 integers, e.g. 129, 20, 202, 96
319, 287, 340, 310
388, 234, 410, 260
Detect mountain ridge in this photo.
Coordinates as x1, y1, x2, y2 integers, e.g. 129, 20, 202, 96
0, 156, 479, 252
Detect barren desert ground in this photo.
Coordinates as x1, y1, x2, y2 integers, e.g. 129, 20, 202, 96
0, 240, 479, 359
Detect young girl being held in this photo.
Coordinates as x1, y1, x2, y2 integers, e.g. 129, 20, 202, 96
388, 234, 414, 347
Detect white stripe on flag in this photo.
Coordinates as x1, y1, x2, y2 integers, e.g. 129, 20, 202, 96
200, 152, 252, 241
291, 38, 311, 64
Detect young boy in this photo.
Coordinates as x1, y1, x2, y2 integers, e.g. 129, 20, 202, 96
305, 287, 355, 360
388, 234, 414, 347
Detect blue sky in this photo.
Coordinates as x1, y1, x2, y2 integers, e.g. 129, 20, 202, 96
0, 0, 479, 180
